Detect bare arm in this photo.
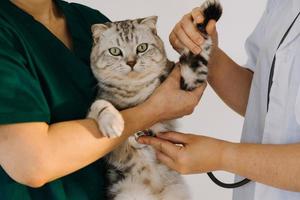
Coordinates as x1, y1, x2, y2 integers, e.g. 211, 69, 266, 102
208, 48, 253, 116
0, 67, 205, 188
223, 142, 300, 192
0, 105, 154, 188
169, 8, 253, 116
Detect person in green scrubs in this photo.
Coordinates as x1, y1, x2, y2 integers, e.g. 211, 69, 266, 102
0, 0, 206, 199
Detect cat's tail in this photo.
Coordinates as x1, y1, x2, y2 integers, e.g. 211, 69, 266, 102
197, 0, 223, 33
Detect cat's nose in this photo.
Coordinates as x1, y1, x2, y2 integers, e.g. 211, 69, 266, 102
126, 60, 137, 68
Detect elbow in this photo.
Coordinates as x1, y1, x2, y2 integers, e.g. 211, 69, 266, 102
4, 170, 48, 188
19, 158, 51, 188
22, 174, 47, 188
291, 172, 300, 192
294, 187, 300, 193
22, 165, 50, 188
2, 157, 51, 188
18, 169, 49, 188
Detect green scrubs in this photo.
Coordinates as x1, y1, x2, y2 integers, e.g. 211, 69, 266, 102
0, 0, 110, 199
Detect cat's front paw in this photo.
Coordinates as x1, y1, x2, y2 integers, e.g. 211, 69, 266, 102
179, 37, 211, 91
180, 65, 207, 91
88, 100, 124, 138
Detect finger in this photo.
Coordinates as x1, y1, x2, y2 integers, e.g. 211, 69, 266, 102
191, 7, 204, 24
155, 151, 177, 170
138, 136, 180, 158
190, 82, 207, 102
206, 20, 217, 35
181, 14, 204, 46
169, 31, 185, 53
157, 131, 191, 144
174, 22, 201, 54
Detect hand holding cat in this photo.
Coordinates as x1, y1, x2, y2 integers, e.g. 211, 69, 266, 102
169, 7, 218, 55
144, 66, 207, 122
138, 131, 231, 174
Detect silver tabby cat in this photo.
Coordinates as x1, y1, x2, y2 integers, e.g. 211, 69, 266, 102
87, 0, 222, 199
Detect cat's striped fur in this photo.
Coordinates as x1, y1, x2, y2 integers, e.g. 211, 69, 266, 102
87, 0, 222, 199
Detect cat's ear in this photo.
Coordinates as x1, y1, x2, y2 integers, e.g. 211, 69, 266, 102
139, 16, 158, 34
91, 23, 110, 43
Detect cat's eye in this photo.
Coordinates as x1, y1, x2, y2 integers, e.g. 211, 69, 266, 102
109, 47, 122, 56
136, 43, 148, 53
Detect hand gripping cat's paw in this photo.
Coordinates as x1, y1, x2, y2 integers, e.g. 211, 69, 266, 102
87, 100, 125, 138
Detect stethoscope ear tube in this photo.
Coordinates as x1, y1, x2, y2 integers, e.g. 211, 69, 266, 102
207, 172, 251, 189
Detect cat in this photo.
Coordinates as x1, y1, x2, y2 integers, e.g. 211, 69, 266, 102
87, 0, 222, 199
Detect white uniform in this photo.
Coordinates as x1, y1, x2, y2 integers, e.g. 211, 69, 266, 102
233, 0, 300, 200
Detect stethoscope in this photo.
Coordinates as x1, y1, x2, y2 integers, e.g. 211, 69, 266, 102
204, 10, 300, 189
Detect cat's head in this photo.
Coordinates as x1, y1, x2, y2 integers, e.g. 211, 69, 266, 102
90, 16, 167, 85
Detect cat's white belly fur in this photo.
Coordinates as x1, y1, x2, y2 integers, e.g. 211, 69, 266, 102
108, 143, 190, 200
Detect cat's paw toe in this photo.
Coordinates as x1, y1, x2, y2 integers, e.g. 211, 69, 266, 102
98, 108, 124, 138
88, 100, 124, 138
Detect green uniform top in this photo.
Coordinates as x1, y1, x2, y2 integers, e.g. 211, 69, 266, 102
0, 0, 110, 199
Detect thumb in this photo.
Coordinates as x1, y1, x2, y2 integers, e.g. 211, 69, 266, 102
206, 20, 217, 35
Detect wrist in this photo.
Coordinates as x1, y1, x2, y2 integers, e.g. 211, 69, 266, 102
139, 100, 161, 125
120, 102, 159, 138
141, 98, 164, 123
219, 140, 238, 172
208, 47, 222, 67
207, 47, 224, 83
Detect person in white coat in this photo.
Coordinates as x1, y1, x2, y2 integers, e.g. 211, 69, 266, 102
138, 0, 300, 199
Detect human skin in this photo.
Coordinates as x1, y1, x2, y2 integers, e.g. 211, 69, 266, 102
0, 0, 206, 188
139, 7, 300, 192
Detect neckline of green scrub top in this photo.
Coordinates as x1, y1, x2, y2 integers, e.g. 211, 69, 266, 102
4, 0, 85, 61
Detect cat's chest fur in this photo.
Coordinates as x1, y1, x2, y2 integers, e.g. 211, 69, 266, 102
98, 77, 161, 110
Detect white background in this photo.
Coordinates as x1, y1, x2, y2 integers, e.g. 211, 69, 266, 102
71, 0, 267, 199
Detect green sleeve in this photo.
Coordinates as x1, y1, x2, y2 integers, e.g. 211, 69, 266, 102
0, 28, 50, 124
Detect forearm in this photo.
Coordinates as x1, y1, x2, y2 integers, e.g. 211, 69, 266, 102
0, 103, 158, 187
208, 48, 253, 116
46, 104, 157, 182
222, 142, 300, 192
